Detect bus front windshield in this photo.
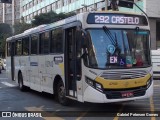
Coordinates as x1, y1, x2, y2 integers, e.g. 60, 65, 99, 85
83, 28, 151, 69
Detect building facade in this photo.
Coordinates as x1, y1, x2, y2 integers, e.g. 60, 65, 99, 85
20, 0, 107, 23
0, 0, 20, 25
145, 0, 160, 49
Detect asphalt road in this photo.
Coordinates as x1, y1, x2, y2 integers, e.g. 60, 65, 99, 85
0, 70, 160, 120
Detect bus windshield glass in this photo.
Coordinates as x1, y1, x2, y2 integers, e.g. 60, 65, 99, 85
83, 29, 151, 69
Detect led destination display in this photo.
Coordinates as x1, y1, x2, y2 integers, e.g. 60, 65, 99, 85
87, 13, 148, 25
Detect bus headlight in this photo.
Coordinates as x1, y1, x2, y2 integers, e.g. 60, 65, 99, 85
146, 77, 152, 88
85, 77, 103, 92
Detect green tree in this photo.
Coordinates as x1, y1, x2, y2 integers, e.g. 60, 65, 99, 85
13, 22, 32, 35
0, 23, 12, 35
0, 23, 12, 57
32, 11, 76, 26
0, 33, 9, 57
32, 11, 57, 26
13, 17, 32, 35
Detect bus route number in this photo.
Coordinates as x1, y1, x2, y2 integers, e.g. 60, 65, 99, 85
95, 15, 110, 23
94, 15, 140, 24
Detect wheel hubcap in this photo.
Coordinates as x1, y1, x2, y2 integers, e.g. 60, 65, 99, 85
58, 85, 65, 99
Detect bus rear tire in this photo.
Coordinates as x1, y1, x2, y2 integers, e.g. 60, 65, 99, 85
57, 80, 69, 106
18, 73, 27, 91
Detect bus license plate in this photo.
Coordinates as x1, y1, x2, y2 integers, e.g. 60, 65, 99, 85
121, 92, 134, 98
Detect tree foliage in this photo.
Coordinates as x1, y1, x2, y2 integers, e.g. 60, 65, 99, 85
0, 23, 12, 57
13, 22, 32, 35
13, 17, 32, 35
0, 23, 12, 35
32, 11, 76, 26
0, 33, 9, 57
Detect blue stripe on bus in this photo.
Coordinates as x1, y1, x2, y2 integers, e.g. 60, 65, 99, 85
30, 62, 38, 66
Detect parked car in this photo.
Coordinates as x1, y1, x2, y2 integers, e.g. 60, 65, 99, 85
2, 59, 6, 70
0, 58, 2, 73
0, 58, 6, 70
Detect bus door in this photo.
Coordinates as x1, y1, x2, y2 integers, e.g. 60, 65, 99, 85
11, 42, 15, 81
65, 26, 82, 98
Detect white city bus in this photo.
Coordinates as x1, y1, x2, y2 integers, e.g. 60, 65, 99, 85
6, 11, 153, 105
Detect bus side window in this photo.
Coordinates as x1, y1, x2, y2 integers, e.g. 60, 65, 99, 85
15, 39, 22, 56
50, 28, 63, 53
7, 42, 11, 57
31, 34, 38, 55
39, 31, 50, 54
22, 37, 29, 55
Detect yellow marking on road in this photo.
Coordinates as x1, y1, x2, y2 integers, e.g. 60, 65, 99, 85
76, 109, 90, 120
25, 106, 64, 120
113, 105, 124, 120
150, 97, 156, 120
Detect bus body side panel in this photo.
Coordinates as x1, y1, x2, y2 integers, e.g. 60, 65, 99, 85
6, 57, 12, 80
37, 55, 47, 91
43, 54, 54, 94
29, 56, 41, 91
14, 56, 21, 84
45, 54, 65, 94
20, 56, 30, 87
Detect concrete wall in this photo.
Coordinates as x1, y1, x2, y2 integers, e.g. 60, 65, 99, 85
149, 19, 157, 49
146, 0, 160, 18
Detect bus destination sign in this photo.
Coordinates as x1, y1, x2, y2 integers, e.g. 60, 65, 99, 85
87, 13, 148, 25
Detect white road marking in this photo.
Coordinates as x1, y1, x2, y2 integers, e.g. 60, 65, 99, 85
1, 82, 16, 87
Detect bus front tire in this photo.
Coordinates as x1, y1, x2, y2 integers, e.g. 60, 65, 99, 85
57, 80, 69, 106
18, 73, 27, 91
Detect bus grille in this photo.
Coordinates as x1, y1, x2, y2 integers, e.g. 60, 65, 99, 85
100, 70, 147, 80
104, 86, 146, 99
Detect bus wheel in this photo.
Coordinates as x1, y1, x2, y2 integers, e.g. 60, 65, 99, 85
57, 80, 69, 106
18, 73, 26, 91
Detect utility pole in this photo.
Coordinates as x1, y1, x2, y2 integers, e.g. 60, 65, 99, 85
12, 0, 15, 34
12, 0, 14, 26
104, 0, 108, 10
2, 3, 5, 23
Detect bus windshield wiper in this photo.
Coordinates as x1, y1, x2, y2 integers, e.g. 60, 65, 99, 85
103, 26, 116, 46
103, 26, 120, 54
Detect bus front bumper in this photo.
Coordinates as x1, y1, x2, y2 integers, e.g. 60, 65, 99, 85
83, 81, 153, 103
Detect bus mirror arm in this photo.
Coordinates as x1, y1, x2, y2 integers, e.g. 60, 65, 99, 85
81, 48, 88, 59
81, 29, 87, 35
81, 29, 88, 48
